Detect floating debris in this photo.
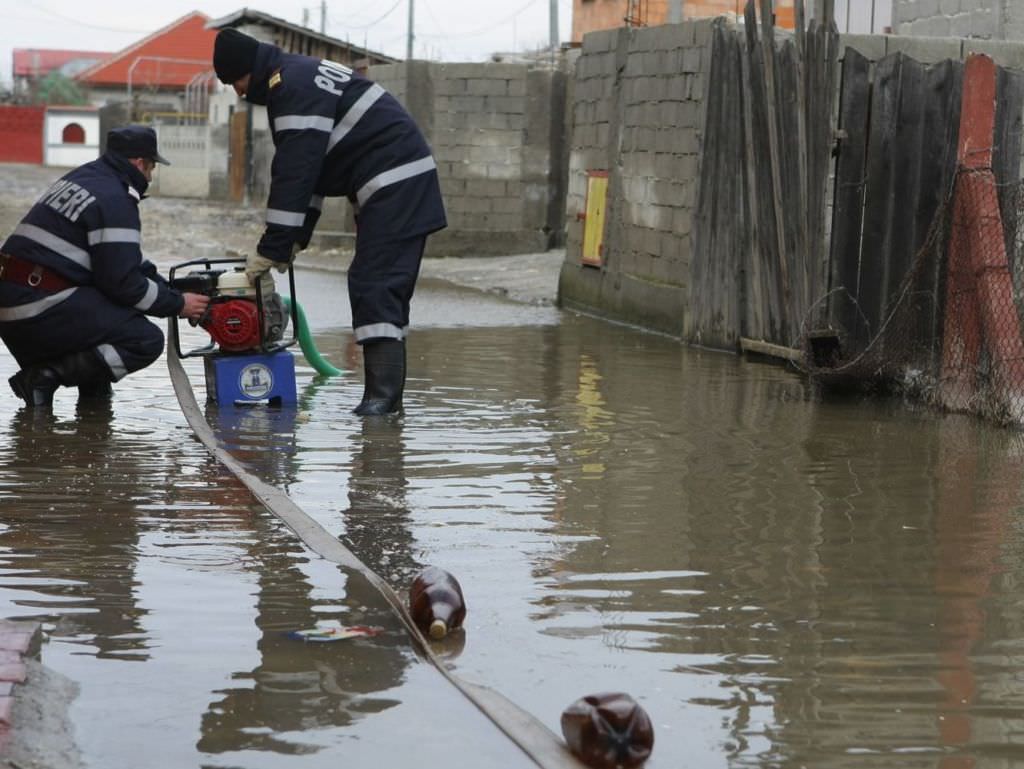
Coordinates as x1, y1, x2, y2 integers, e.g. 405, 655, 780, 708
286, 621, 384, 642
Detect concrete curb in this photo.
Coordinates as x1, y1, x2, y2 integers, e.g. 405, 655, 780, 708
298, 248, 565, 308
0, 621, 41, 754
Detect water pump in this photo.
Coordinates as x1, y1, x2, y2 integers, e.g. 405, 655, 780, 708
173, 268, 289, 352
169, 257, 299, 406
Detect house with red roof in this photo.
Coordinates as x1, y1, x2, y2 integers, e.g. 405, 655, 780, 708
11, 49, 111, 99
74, 11, 217, 113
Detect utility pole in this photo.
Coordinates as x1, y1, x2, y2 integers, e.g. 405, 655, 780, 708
302, 8, 310, 28
550, 0, 559, 50
320, 0, 327, 34
407, 0, 415, 60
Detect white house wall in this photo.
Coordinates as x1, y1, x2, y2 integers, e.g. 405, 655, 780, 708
44, 111, 99, 167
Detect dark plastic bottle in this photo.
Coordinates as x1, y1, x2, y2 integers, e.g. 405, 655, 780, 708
560, 692, 654, 769
408, 566, 467, 640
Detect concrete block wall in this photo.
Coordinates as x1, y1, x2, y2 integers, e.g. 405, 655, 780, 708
560, 20, 714, 337
370, 60, 569, 257
892, 0, 1024, 40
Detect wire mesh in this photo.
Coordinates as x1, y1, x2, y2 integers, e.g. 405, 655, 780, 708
800, 166, 1024, 425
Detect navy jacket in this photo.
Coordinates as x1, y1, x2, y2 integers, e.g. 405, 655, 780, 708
0, 152, 184, 320
245, 43, 447, 262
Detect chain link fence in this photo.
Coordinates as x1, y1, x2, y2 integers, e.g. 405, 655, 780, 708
801, 166, 1024, 425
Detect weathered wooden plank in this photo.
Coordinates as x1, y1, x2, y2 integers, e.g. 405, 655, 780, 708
857, 53, 904, 347
758, 0, 792, 339
885, 55, 926, 328
739, 336, 804, 361
689, 27, 724, 343
827, 47, 871, 350
793, 0, 812, 330
740, 24, 768, 341
807, 19, 840, 325
745, 0, 786, 343
690, 23, 747, 348
995, 66, 1024, 266
715, 27, 745, 347
911, 59, 962, 372
777, 41, 806, 339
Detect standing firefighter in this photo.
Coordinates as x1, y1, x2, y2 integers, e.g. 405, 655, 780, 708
212, 28, 447, 416
0, 127, 210, 408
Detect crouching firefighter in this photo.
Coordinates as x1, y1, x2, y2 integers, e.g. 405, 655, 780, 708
0, 126, 210, 408
212, 28, 447, 416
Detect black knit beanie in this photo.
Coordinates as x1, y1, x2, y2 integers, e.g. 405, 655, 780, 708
213, 29, 260, 84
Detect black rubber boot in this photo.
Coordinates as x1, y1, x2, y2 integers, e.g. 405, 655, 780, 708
8, 366, 61, 408
9, 350, 111, 408
353, 339, 406, 416
77, 379, 113, 401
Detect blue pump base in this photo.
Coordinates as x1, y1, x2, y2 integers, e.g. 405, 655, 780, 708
204, 350, 297, 406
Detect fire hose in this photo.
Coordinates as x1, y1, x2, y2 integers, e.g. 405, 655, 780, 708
165, 322, 586, 769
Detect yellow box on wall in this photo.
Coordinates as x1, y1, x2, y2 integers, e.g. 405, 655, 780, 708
581, 170, 608, 267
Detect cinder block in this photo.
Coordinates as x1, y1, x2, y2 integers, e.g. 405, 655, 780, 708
491, 196, 524, 215
886, 34, 962, 63
0, 664, 26, 684
582, 29, 618, 54
839, 34, 887, 62
468, 78, 508, 97
683, 48, 703, 73
487, 96, 526, 114
450, 95, 486, 112
965, 39, 1024, 70
465, 178, 507, 197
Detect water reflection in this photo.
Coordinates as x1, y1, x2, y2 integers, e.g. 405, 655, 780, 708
341, 417, 419, 586
196, 525, 410, 755
6, 285, 1024, 767
196, 396, 422, 757
0, 405, 147, 660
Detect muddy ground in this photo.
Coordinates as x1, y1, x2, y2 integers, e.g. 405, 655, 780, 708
0, 163, 562, 308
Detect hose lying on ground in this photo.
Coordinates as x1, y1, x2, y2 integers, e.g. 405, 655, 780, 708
166, 324, 586, 769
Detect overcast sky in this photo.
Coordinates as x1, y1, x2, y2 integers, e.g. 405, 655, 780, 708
0, 0, 888, 86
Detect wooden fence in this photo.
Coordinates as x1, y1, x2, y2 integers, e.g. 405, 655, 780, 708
689, 0, 838, 351
688, 1, 1024, 362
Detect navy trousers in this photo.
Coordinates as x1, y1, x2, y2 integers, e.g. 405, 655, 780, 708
347, 234, 427, 344
0, 286, 165, 380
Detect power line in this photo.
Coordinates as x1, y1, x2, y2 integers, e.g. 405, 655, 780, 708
22, 2, 152, 33
416, 0, 543, 39
337, 0, 404, 30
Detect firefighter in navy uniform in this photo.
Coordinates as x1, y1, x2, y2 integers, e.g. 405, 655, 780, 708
212, 29, 447, 416
0, 126, 210, 408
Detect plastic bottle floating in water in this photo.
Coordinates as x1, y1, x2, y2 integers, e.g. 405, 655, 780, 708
408, 566, 467, 640
287, 621, 384, 642
560, 692, 654, 769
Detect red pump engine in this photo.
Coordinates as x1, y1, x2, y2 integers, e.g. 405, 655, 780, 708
171, 267, 288, 353
203, 299, 262, 352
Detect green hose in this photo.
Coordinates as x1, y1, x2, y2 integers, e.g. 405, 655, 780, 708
282, 296, 343, 376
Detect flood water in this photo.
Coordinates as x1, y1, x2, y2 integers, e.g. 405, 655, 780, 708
2, 264, 1024, 768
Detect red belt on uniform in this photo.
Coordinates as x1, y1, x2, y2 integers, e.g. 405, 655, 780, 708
0, 252, 75, 293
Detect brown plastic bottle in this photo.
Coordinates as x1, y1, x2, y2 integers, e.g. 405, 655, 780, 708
560, 692, 654, 769
408, 566, 467, 640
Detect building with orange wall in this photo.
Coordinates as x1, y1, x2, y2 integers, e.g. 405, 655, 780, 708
571, 0, 795, 43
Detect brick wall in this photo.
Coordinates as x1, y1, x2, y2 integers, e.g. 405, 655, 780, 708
559, 21, 713, 336
371, 61, 568, 257
0, 106, 44, 164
